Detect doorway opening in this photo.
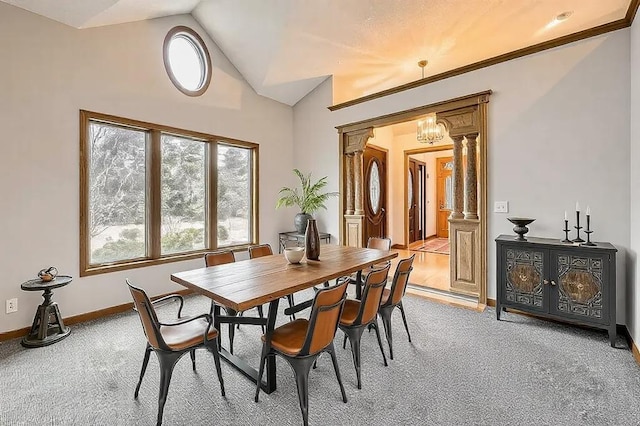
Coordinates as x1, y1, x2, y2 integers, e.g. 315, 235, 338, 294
338, 91, 490, 306
406, 148, 453, 293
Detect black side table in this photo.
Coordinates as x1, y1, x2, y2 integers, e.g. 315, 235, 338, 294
20, 275, 72, 348
278, 231, 331, 253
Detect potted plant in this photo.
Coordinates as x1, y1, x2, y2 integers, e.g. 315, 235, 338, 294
276, 169, 338, 234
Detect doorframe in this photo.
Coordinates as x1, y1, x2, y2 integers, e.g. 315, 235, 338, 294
337, 90, 490, 305
405, 145, 454, 246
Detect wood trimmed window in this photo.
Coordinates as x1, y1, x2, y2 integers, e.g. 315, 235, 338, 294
79, 110, 259, 276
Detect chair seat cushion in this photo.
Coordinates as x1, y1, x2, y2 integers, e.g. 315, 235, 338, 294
339, 299, 361, 326
380, 288, 391, 306
160, 317, 218, 351
262, 319, 309, 356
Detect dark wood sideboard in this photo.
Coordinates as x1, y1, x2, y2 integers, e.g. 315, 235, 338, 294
495, 235, 617, 346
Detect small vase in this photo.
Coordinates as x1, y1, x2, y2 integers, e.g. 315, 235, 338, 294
305, 219, 320, 260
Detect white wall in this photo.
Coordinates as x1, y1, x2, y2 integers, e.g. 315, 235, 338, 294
293, 30, 631, 324
629, 16, 640, 342
0, 3, 293, 333
292, 78, 340, 238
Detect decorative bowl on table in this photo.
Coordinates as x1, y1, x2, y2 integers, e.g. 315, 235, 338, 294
284, 247, 305, 264
507, 217, 535, 241
38, 266, 58, 282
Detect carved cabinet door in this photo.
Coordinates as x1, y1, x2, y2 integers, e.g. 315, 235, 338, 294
502, 245, 548, 313
548, 250, 610, 325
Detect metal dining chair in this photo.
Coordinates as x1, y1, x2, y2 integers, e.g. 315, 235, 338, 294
347, 237, 392, 297
127, 280, 225, 426
204, 250, 265, 354
339, 263, 390, 389
378, 254, 415, 360
255, 279, 349, 426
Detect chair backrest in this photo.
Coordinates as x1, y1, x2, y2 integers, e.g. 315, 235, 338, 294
126, 279, 168, 351
384, 254, 415, 306
299, 279, 349, 356
249, 244, 273, 259
205, 250, 235, 267
356, 263, 391, 325
367, 237, 391, 251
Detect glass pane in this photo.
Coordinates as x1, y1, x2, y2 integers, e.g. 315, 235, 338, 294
161, 135, 206, 255
408, 170, 414, 207
88, 122, 146, 264
369, 161, 381, 214
168, 35, 205, 91
445, 176, 453, 210
218, 144, 252, 246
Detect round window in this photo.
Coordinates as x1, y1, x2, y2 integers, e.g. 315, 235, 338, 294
163, 26, 211, 96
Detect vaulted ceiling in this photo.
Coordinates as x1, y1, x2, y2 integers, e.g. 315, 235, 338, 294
2, 0, 633, 106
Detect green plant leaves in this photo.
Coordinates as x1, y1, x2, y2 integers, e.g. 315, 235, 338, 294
276, 169, 338, 214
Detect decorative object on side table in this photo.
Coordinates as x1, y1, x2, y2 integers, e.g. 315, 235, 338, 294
584, 205, 596, 246
507, 217, 535, 241
276, 169, 338, 234
38, 266, 58, 282
572, 201, 585, 243
305, 218, 320, 260
21, 272, 72, 347
284, 247, 305, 264
562, 211, 571, 243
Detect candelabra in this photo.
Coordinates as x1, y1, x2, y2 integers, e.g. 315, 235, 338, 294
562, 220, 571, 243
584, 214, 596, 246
572, 210, 584, 243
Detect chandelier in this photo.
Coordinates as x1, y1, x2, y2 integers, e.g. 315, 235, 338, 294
417, 114, 444, 144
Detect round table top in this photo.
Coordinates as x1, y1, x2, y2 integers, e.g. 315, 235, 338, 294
21, 275, 72, 291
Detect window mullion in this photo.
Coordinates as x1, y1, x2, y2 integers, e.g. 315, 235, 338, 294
148, 130, 162, 258
208, 141, 218, 249
252, 147, 259, 245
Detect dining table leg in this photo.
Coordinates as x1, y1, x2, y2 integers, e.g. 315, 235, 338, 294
213, 304, 222, 348
263, 298, 280, 393
355, 270, 363, 299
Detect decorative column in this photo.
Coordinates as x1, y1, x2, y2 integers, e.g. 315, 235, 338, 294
345, 153, 354, 215
353, 151, 364, 215
343, 127, 374, 247
450, 135, 465, 219
464, 133, 479, 220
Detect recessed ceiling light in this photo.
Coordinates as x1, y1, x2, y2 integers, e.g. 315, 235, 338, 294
555, 11, 573, 22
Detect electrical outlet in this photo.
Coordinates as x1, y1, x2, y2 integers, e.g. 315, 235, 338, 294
6, 298, 18, 314
494, 201, 509, 213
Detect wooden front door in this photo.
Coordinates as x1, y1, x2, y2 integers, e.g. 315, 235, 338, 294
363, 145, 387, 242
436, 156, 453, 238
408, 158, 425, 244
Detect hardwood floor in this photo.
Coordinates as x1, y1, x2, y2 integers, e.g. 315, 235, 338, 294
390, 246, 483, 310
390, 246, 450, 292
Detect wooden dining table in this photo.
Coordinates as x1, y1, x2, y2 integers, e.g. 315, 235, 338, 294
170, 244, 398, 394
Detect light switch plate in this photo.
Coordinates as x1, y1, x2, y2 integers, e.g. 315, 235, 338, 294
494, 201, 509, 213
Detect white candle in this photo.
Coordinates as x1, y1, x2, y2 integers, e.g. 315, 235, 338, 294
576, 202, 580, 212
586, 206, 591, 216
564, 211, 567, 221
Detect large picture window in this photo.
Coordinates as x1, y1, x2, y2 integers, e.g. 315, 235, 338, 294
80, 110, 258, 276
